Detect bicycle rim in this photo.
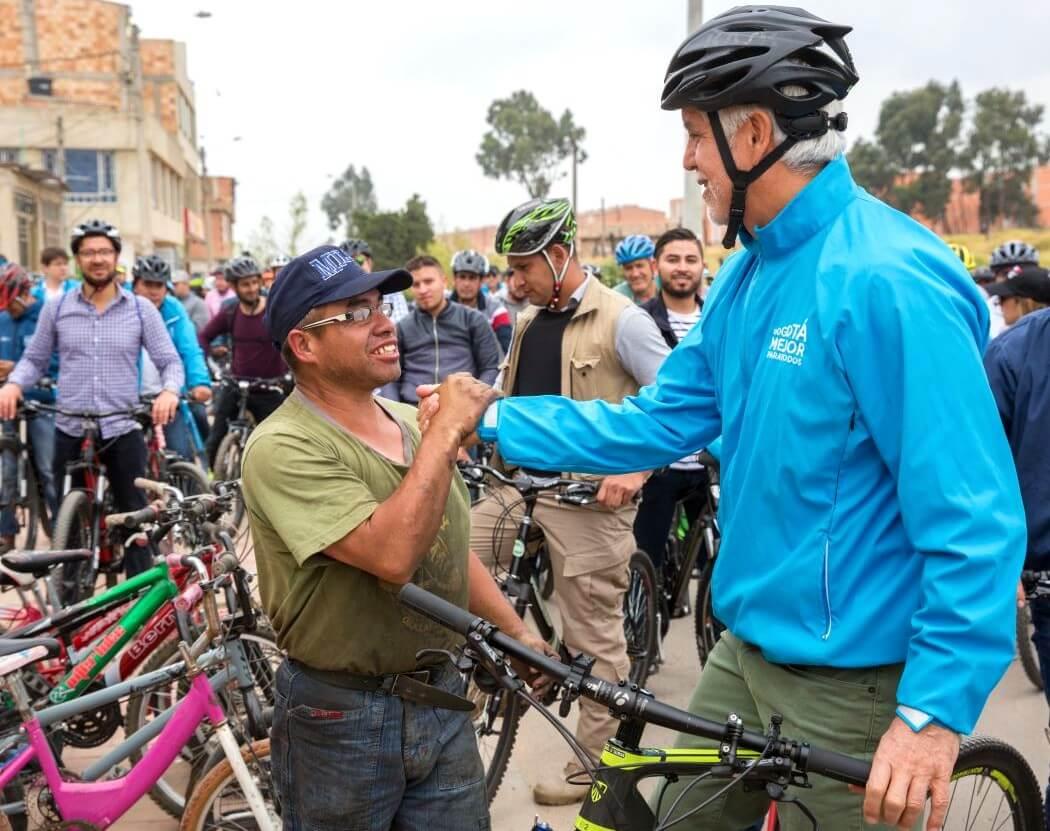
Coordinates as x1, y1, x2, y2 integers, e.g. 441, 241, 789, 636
625, 552, 657, 686
181, 739, 276, 831
937, 736, 1045, 830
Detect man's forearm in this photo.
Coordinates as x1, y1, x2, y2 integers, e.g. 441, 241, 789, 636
467, 551, 526, 638
327, 425, 461, 583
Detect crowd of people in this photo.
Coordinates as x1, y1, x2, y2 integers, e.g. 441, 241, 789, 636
0, 4, 1046, 829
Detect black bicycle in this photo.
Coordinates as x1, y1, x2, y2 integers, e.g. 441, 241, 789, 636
400, 583, 1046, 831
0, 400, 54, 550
458, 462, 658, 802
213, 376, 288, 528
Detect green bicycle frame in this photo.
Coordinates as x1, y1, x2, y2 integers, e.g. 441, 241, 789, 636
47, 564, 178, 703
574, 741, 763, 831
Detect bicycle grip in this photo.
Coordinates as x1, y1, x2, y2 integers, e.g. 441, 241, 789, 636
107, 505, 159, 529
398, 583, 480, 636
804, 745, 870, 787
134, 477, 169, 497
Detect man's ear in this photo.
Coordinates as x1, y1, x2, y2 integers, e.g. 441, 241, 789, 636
287, 330, 314, 364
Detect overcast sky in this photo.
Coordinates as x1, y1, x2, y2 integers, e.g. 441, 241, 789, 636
132, 0, 1050, 252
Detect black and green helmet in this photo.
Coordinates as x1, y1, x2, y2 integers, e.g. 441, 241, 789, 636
495, 198, 577, 256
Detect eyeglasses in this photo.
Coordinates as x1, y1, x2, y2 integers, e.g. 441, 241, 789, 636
79, 248, 116, 259
299, 302, 393, 331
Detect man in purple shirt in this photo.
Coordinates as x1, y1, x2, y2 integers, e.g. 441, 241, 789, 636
0, 219, 184, 582
198, 255, 288, 465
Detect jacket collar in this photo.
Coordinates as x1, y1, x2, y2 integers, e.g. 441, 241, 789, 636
739, 154, 858, 260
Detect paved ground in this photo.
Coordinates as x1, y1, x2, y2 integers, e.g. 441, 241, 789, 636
6, 554, 1045, 829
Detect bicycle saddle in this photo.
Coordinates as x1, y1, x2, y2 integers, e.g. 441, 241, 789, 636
2, 549, 93, 576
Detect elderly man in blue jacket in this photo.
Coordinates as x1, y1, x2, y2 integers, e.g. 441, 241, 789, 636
132, 256, 211, 465
419, 8, 1025, 831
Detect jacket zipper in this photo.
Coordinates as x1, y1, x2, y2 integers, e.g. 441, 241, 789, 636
822, 410, 856, 640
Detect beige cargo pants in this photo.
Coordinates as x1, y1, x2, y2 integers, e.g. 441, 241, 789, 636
470, 482, 636, 759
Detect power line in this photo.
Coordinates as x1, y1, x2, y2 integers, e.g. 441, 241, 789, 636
0, 50, 124, 71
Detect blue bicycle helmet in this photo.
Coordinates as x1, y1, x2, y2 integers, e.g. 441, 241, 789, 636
615, 235, 656, 266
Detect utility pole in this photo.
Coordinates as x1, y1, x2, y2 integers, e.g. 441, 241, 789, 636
129, 24, 152, 256
682, 0, 704, 239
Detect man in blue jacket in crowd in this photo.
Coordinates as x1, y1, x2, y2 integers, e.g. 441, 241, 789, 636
0, 263, 59, 552
132, 255, 211, 464
420, 9, 1025, 830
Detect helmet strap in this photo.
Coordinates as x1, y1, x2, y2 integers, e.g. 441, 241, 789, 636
709, 111, 799, 249
542, 241, 575, 311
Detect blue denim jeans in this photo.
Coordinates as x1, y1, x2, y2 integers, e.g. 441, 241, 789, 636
271, 658, 489, 831
1, 412, 58, 537
1027, 596, 1050, 829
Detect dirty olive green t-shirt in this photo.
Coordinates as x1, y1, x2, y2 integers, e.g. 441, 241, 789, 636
241, 390, 470, 674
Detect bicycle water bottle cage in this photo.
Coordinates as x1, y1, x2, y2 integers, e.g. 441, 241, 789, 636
559, 652, 596, 718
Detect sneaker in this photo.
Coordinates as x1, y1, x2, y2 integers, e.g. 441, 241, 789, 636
533, 761, 591, 806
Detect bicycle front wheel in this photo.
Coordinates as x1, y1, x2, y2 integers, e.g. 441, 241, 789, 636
939, 735, 1045, 830
625, 551, 658, 687
214, 432, 246, 528
1016, 605, 1043, 690
467, 675, 523, 804
51, 489, 96, 604
166, 460, 211, 498
694, 559, 725, 667
180, 739, 278, 831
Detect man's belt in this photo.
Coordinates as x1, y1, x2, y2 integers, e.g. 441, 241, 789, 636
296, 663, 474, 712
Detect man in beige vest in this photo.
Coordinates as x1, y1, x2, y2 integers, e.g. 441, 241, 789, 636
469, 197, 670, 805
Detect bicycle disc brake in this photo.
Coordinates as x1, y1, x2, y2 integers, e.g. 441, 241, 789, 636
61, 683, 122, 748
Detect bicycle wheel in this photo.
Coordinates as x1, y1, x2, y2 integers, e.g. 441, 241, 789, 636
166, 460, 211, 498
126, 631, 282, 818
214, 432, 246, 528
1016, 605, 1043, 691
624, 551, 658, 687
51, 489, 96, 604
467, 674, 524, 803
938, 735, 1045, 830
694, 559, 725, 667
179, 739, 278, 831
14, 459, 43, 551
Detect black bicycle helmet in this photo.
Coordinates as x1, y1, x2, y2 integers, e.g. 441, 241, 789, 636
661, 5, 858, 248
132, 254, 171, 284
989, 240, 1039, 269
70, 218, 122, 255
339, 239, 372, 261
451, 249, 489, 276
224, 255, 262, 282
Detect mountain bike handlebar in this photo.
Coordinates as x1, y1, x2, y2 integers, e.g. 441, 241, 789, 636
397, 583, 872, 787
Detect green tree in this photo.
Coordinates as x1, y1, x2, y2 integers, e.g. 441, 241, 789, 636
848, 137, 895, 199
354, 194, 434, 269
321, 165, 378, 238
287, 190, 308, 255
476, 90, 586, 198
962, 88, 1047, 228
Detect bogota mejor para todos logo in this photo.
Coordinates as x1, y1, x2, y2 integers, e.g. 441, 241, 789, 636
767, 319, 808, 367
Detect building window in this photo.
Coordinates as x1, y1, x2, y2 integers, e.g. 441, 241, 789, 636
177, 92, 197, 145
43, 149, 117, 203
0, 148, 20, 164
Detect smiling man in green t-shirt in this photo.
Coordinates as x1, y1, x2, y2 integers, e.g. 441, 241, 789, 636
243, 245, 544, 830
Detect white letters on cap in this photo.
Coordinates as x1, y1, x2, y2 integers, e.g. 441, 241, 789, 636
308, 249, 355, 281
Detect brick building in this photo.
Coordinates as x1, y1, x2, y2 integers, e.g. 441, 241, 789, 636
0, 0, 234, 271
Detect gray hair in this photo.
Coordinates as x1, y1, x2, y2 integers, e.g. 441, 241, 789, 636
717, 85, 846, 173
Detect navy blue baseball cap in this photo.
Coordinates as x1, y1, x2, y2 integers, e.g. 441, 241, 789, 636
265, 245, 412, 345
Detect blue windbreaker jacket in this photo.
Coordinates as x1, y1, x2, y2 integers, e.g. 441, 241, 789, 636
158, 295, 210, 391
482, 155, 1025, 734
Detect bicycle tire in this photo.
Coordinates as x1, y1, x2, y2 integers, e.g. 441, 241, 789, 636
51, 489, 96, 604
469, 677, 524, 804
214, 432, 246, 528
166, 460, 211, 499
1016, 605, 1043, 691
179, 738, 277, 831
625, 551, 658, 687
16, 459, 42, 551
942, 735, 1045, 830
694, 558, 724, 667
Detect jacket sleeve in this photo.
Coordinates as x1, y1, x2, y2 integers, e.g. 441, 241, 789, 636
492, 321, 721, 474
982, 336, 1016, 434
198, 306, 229, 349
8, 299, 58, 390
140, 300, 185, 393
470, 310, 501, 387
170, 302, 211, 389
837, 269, 1026, 734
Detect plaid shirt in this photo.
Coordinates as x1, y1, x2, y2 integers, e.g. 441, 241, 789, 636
10, 288, 184, 439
